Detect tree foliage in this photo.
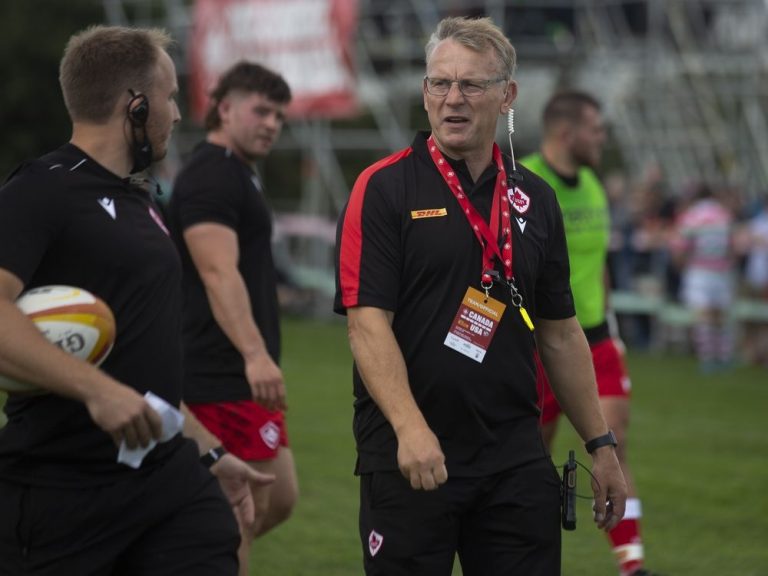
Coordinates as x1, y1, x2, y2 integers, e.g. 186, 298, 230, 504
0, 1, 104, 180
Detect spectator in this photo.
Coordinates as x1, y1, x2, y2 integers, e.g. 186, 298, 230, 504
741, 195, 768, 366
670, 182, 737, 373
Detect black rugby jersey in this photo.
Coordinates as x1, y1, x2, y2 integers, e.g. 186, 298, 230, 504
335, 132, 575, 476
167, 142, 281, 403
0, 144, 185, 486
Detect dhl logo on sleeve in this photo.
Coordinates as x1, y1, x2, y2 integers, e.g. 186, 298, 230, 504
410, 208, 447, 219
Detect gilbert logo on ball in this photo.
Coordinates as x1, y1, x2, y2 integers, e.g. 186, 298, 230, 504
0, 285, 116, 394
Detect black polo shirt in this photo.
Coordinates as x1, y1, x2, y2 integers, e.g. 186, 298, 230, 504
167, 142, 281, 404
335, 132, 574, 477
0, 144, 185, 486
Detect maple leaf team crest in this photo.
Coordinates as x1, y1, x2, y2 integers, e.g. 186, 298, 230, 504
507, 187, 530, 215
259, 421, 281, 450
368, 530, 383, 556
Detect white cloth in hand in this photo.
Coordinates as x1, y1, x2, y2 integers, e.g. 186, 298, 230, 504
117, 391, 185, 469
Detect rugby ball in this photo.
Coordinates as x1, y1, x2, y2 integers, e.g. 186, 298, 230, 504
0, 285, 116, 394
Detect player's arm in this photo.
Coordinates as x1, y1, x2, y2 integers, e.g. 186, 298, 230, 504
183, 222, 285, 411
603, 267, 626, 353
535, 315, 627, 531
347, 306, 447, 491
0, 268, 161, 448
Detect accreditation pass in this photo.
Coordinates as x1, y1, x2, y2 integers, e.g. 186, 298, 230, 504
444, 286, 506, 363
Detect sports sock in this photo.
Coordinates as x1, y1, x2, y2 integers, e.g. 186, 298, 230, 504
608, 497, 644, 576
715, 322, 736, 365
693, 321, 716, 369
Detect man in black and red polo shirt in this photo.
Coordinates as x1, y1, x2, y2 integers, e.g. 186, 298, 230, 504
335, 15, 627, 576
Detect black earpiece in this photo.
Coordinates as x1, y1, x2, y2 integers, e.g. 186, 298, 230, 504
127, 90, 153, 173
127, 90, 150, 127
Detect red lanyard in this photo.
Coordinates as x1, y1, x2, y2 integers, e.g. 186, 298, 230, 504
426, 135, 513, 287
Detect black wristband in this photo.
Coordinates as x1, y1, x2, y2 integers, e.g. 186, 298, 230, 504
584, 430, 617, 454
200, 446, 228, 468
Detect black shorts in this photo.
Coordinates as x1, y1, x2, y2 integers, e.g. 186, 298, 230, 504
0, 440, 240, 576
359, 457, 561, 576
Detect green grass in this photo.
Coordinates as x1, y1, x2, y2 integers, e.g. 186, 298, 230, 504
2, 318, 767, 574
257, 319, 768, 575
553, 353, 768, 576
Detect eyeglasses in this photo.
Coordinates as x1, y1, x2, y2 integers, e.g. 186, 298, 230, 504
423, 76, 507, 97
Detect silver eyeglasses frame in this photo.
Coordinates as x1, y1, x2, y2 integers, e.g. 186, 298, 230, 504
423, 76, 507, 97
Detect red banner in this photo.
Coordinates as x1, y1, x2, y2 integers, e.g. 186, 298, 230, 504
188, 0, 359, 122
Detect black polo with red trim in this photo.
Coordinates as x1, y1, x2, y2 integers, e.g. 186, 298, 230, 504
335, 131, 575, 477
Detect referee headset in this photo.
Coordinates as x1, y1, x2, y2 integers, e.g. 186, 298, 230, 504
127, 89, 153, 174
506, 109, 523, 185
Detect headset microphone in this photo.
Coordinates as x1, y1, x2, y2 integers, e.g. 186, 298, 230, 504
127, 90, 153, 174
506, 109, 523, 185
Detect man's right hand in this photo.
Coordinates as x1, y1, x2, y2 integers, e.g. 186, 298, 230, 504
85, 382, 163, 448
245, 351, 286, 412
211, 453, 275, 529
396, 421, 448, 491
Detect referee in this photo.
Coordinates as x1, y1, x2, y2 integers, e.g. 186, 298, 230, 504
0, 25, 267, 575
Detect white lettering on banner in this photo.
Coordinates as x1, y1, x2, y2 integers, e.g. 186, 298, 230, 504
267, 47, 350, 95
191, 0, 358, 120
223, 1, 349, 95
227, 2, 330, 43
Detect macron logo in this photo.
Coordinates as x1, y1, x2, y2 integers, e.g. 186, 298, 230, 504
97, 197, 116, 220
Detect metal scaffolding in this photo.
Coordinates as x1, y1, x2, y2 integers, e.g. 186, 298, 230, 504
103, 0, 768, 201
573, 0, 768, 196
103, 0, 768, 311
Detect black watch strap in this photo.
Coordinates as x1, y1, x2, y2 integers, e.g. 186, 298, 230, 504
200, 446, 228, 468
584, 430, 618, 454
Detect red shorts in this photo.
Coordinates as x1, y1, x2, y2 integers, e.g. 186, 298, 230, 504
536, 338, 631, 426
187, 400, 289, 462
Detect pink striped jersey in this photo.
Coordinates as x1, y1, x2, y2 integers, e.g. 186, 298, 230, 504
672, 198, 734, 271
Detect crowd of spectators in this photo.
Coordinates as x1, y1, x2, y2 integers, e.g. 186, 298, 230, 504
605, 162, 768, 367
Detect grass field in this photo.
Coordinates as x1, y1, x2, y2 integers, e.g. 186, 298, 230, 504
254, 317, 768, 576
1, 316, 767, 575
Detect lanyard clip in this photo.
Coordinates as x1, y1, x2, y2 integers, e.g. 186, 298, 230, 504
508, 279, 523, 308
508, 278, 534, 331
481, 269, 501, 301
482, 269, 501, 285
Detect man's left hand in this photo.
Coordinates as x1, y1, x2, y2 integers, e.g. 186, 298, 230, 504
589, 447, 627, 531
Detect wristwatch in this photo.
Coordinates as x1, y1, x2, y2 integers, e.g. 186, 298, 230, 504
200, 446, 228, 468
584, 430, 618, 454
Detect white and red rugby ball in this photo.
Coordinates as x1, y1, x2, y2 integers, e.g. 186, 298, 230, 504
0, 285, 116, 393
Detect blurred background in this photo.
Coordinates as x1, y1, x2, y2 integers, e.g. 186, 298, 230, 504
3, 0, 768, 356
2, 3, 767, 573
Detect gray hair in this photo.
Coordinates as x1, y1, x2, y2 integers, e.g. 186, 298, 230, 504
425, 16, 516, 79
